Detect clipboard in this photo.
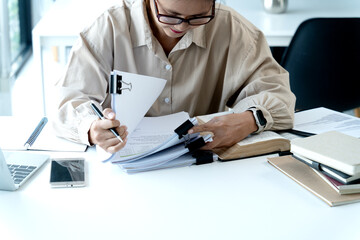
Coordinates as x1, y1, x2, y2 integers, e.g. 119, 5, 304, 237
110, 70, 167, 136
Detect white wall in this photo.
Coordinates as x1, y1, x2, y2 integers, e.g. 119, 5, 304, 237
31, 0, 55, 28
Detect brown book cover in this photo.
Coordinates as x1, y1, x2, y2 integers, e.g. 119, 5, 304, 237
267, 155, 360, 207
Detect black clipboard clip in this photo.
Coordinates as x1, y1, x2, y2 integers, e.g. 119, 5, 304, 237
174, 118, 198, 139
185, 134, 212, 152
192, 150, 217, 165
110, 71, 132, 94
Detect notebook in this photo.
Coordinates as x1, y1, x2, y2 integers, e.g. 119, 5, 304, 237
0, 116, 87, 152
0, 147, 49, 191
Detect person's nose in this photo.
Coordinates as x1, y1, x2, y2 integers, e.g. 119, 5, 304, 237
175, 21, 190, 31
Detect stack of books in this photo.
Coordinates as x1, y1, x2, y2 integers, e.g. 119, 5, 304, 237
268, 131, 360, 207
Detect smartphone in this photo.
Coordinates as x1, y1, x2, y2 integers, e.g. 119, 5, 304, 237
50, 158, 86, 188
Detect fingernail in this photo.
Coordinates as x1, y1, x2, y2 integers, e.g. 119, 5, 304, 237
188, 129, 193, 134
108, 112, 115, 118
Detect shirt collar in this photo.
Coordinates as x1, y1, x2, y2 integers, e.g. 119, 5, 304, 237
129, 0, 150, 48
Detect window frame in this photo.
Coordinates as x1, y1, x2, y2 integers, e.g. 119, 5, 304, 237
0, 0, 32, 80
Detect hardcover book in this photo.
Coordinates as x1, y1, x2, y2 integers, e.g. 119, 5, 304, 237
312, 169, 360, 195
291, 131, 360, 175
268, 155, 360, 207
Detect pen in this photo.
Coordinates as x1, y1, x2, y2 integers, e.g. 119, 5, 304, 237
90, 103, 123, 143
288, 129, 316, 137
24, 117, 48, 149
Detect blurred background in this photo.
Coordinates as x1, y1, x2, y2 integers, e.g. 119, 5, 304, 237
0, 0, 359, 118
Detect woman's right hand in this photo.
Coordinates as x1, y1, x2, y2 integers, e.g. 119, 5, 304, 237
88, 108, 128, 153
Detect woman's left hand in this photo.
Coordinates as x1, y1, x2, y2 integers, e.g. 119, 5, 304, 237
188, 111, 258, 150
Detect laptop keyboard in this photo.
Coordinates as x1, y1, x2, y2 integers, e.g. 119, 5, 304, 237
7, 164, 37, 185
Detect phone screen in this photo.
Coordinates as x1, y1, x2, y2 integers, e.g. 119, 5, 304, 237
50, 158, 85, 187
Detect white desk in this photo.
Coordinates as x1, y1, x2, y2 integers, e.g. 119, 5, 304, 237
1, 148, 360, 240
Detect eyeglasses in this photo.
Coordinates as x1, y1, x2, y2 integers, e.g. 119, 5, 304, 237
153, 0, 215, 26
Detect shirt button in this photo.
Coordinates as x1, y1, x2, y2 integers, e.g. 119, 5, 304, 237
164, 97, 170, 104
165, 64, 172, 70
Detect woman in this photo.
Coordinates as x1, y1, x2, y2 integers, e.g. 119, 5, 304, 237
54, 0, 295, 153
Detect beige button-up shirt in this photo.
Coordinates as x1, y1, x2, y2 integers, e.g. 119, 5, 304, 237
54, 0, 295, 145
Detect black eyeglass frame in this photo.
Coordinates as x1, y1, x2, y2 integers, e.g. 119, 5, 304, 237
153, 0, 215, 26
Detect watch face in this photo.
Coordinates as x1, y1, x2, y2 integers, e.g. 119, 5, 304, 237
256, 110, 267, 126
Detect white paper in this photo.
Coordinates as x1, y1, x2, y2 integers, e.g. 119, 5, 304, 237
111, 70, 167, 136
122, 153, 196, 174
293, 107, 360, 137
108, 112, 191, 162
120, 143, 189, 170
0, 117, 87, 152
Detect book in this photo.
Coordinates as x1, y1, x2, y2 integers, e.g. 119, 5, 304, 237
0, 116, 87, 152
267, 155, 360, 207
312, 169, 360, 195
196, 113, 291, 160
291, 131, 360, 176
292, 153, 360, 184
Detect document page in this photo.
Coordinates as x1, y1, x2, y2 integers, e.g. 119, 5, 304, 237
293, 107, 360, 137
109, 112, 190, 162
237, 131, 286, 146
111, 71, 167, 136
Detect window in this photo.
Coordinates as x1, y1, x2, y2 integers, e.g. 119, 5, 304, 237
0, 0, 32, 80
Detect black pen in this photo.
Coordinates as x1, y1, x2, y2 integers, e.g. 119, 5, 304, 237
90, 103, 123, 142
288, 129, 316, 137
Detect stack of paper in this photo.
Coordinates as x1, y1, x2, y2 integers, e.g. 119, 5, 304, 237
98, 112, 214, 173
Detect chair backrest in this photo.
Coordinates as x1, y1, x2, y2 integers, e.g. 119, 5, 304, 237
281, 18, 360, 112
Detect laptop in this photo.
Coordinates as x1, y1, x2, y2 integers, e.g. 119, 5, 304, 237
0, 147, 49, 191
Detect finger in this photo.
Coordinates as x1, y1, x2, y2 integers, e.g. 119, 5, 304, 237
120, 130, 128, 141
98, 118, 121, 130
99, 137, 122, 152
116, 125, 127, 135
188, 124, 212, 134
102, 108, 116, 120
200, 140, 218, 151
106, 138, 128, 153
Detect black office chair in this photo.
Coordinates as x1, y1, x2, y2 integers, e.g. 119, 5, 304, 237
280, 18, 360, 112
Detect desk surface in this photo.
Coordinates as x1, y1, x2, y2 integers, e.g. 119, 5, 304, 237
1, 148, 360, 240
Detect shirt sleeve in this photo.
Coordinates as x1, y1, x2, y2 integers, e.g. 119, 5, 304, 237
225, 25, 295, 131
53, 13, 114, 145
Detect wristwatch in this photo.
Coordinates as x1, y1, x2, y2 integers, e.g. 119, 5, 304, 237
248, 108, 267, 133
